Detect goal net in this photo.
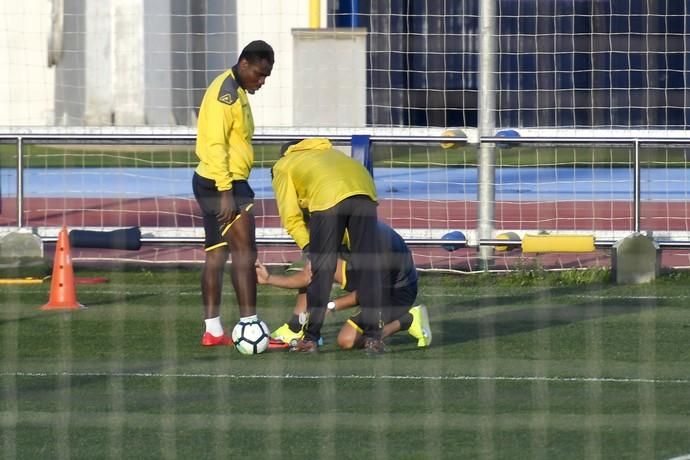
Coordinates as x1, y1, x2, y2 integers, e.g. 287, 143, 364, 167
2, 1, 690, 270
2, 5, 688, 460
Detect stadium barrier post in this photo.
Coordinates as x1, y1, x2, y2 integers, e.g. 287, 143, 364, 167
351, 134, 372, 177
611, 233, 660, 284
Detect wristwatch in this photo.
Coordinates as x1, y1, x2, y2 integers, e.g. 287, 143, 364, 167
327, 301, 336, 312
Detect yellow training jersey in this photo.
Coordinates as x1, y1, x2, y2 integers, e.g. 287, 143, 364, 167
271, 138, 377, 249
195, 67, 254, 191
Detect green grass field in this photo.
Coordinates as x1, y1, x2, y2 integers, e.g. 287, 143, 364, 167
2, 141, 689, 169
2, 267, 690, 459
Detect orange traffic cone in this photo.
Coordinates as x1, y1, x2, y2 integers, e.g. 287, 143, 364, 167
41, 226, 84, 310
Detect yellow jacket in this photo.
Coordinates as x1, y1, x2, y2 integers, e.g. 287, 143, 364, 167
195, 67, 254, 191
271, 138, 377, 249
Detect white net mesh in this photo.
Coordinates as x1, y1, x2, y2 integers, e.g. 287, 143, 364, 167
2, 4, 689, 459
2, 2, 690, 270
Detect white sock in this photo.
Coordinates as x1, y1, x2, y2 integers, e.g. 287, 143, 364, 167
240, 314, 258, 323
204, 317, 223, 336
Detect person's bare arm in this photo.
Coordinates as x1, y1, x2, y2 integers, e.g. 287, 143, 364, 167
255, 260, 311, 289
328, 290, 359, 312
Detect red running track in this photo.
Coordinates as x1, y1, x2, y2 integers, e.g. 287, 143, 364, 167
3, 197, 690, 270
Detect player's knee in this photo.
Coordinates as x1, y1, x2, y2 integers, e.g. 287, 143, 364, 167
205, 248, 228, 269
336, 323, 361, 349
337, 334, 355, 349
231, 247, 257, 269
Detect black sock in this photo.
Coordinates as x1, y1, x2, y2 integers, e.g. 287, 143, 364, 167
287, 314, 302, 333
398, 312, 413, 331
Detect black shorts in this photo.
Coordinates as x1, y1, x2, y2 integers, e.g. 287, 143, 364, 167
192, 172, 254, 250
347, 280, 418, 331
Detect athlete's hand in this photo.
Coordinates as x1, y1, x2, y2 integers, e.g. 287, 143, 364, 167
303, 260, 313, 283
216, 190, 237, 225
255, 260, 270, 285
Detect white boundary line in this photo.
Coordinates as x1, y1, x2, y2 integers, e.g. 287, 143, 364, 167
2, 371, 689, 384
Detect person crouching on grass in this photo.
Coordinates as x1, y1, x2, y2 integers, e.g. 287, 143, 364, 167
256, 220, 432, 349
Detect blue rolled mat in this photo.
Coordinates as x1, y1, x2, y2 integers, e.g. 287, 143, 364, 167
69, 227, 142, 250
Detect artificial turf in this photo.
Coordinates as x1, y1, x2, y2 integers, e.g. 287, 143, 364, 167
1, 268, 689, 459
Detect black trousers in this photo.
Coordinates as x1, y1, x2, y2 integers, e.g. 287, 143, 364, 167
304, 196, 383, 341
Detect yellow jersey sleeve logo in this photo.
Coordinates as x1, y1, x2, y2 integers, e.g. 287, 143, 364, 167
218, 73, 240, 105
218, 93, 236, 105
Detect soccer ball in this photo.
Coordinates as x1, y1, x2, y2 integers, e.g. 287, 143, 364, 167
231, 319, 270, 355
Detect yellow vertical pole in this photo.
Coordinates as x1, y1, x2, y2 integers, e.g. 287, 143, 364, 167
309, 0, 320, 28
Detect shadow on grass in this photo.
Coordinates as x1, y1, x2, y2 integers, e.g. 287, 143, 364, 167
440, 287, 665, 345
0, 292, 158, 327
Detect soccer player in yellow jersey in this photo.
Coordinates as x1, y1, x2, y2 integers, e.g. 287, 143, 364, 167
192, 40, 274, 346
271, 138, 386, 353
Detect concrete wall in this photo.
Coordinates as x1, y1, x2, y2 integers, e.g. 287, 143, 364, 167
237, 0, 318, 128
1, 0, 329, 128
0, 0, 55, 125
292, 28, 367, 127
